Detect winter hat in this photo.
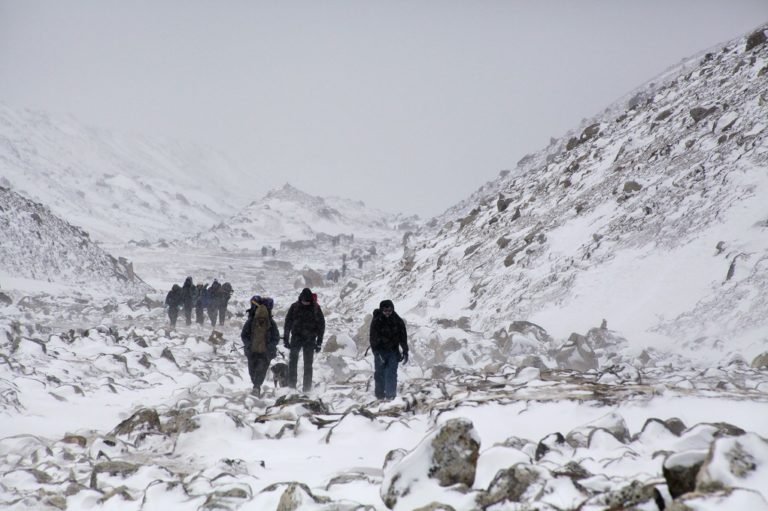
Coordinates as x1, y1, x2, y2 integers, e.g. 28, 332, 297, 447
299, 288, 313, 302
379, 299, 394, 311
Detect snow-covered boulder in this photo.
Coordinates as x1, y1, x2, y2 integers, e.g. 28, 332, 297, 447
554, 333, 598, 372
380, 417, 481, 509
565, 412, 630, 448
663, 449, 708, 498
696, 433, 768, 496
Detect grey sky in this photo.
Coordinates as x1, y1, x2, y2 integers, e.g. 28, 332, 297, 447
1, 1, 766, 217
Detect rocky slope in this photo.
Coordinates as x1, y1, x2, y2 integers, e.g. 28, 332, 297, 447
0, 103, 250, 243
336, 24, 768, 361
0, 186, 152, 296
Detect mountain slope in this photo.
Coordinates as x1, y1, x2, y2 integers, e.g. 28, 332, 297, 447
0, 186, 152, 295
0, 103, 250, 243
338, 24, 768, 359
191, 183, 417, 248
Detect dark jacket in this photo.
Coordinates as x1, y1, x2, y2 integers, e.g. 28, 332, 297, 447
165, 285, 183, 308
241, 314, 280, 359
181, 278, 195, 308
370, 308, 408, 353
284, 301, 325, 345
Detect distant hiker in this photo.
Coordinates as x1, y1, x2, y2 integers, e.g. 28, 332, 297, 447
194, 283, 207, 324
283, 287, 325, 393
369, 299, 408, 400
164, 284, 183, 329
216, 282, 233, 325
261, 246, 268, 257
207, 280, 222, 326
272, 248, 276, 256
357, 257, 363, 269
180, 276, 195, 326
240, 295, 280, 396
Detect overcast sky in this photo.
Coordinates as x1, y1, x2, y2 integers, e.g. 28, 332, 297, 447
1, 1, 766, 217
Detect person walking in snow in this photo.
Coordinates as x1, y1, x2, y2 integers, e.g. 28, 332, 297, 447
206, 280, 221, 326
164, 284, 183, 329
194, 283, 207, 325
283, 287, 325, 393
240, 296, 279, 397
216, 282, 233, 325
180, 276, 195, 326
369, 299, 408, 400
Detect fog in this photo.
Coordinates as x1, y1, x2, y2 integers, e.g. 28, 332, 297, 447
1, 0, 766, 216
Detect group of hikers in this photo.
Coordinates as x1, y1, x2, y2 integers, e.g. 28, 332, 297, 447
164, 277, 233, 328
240, 287, 409, 400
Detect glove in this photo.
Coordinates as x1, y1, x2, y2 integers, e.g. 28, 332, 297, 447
314, 341, 322, 353
399, 350, 409, 364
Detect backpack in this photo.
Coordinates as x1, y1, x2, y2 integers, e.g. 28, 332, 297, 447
250, 303, 270, 354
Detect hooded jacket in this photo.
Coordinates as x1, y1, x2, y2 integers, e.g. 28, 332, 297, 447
369, 300, 408, 353
284, 288, 325, 345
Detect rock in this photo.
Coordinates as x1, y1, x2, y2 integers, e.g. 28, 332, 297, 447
566, 412, 630, 448
111, 408, 162, 439
554, 333, 598, 372
272, 482, 330, 511
429, 418, 481, 487
519, 355, 548, 371
89, 461, 140, 489
535, 432, 566, 461
412, 504, 457, 511
746, 29, 767, 52
751, 352, 768, 369
383, 448, 408, 470
585, 325, 627, 350
690, 106, 717, 123
582, 480, 664, 510
663, 449, 708, 498
300, 268, 325, 288
160, 347, 176, 364
61, 434, 87, 447
339, 280, 359, 301
475, 464, 544, 507
623, 180, 643, 193
0, 292, 12, 306
552, 461, 592, 480
381, 418, 480, 509
667, 488, 768, 510
508, 321, 552, 345
354, 314, 373, 354
696, 433, 768, 494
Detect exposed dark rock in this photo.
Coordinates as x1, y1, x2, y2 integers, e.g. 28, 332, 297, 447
663, 449, 708, 498
690, 106, 717, 123
535, 432, 566, 461
476, 464, 542, 507
160, 347, 176, 364
746, 29, 767, 52
428, 418, 480, 487
0, 292, 12, 306
111, 408, 162, 438
89, 461, 140, 489
623, 180, 643, 193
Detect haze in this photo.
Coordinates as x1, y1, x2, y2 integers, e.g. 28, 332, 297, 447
1, 0, 766, 217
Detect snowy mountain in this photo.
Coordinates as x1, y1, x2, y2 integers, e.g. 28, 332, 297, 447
0, 186, 152, 296
190, 183, 418, 248
0, 103, 250, 243
338, 25, 768, 362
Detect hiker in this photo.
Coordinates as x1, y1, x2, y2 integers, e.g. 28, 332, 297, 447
283, 287, 325, 393
369, 299, 408, 400
180, 276, 195, 326
194, 283, 207, 324
240, 295, 279, 396
207, 280, 221, 326
164, 284, 183, 329
216, 282, 233, 325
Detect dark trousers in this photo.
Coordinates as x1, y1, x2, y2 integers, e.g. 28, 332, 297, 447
183, 305, 193, 325
168, 308, 179, 327
373, 350, 399, 399
208, 306, 218, 326
195, 306, 205, 324
288, 342, 315, 392
218, 305, 227, 325
245, 350, 271, 389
